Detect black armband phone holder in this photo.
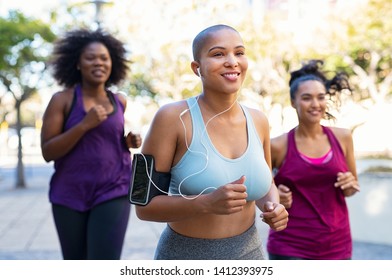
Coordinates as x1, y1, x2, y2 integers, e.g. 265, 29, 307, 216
128, 153, 171, 206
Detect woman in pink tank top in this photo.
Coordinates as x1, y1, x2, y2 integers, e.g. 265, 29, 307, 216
267, 60, 360, 260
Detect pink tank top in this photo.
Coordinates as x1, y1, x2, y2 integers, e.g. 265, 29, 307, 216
267, 126, 352, 259
299, 149, 333, 165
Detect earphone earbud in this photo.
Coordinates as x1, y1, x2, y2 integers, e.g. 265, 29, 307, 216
197, 67, 201, 76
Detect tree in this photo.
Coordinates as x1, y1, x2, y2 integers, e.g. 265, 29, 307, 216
332, 0, 392, 156
0, 10, 55, 188
315, 0, 392, 105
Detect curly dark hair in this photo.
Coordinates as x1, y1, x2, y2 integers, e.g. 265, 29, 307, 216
49, 28, 129, 88
289, 59, 352, 119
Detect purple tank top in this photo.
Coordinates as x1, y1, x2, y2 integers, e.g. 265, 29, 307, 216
49, 85, 132, 211
267, 126, 352, 259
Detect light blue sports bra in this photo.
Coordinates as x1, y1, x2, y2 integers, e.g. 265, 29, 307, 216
168, 97, 272, 201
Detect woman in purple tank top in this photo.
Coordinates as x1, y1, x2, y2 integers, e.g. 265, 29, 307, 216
267, 60, 360, 260
41, 29, 141, 260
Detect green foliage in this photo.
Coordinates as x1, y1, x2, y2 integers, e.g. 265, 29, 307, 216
327, 0, 392, 102
0, 10, 55, 107
125, 72, 159, 99
0, 10, 55, 71
0, 10, 56, 188
0, 10, 56, 124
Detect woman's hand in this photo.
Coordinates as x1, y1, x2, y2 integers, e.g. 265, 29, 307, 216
82, 105, 108, 130
335, 171, 360, 197
260, 202, 289, 231
278, 184, 292, 209
126, 131, 142, 149
201, 176, 248, 215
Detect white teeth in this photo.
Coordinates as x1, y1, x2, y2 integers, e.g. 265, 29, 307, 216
224, 73, 238, 78
93, 70, 104, 75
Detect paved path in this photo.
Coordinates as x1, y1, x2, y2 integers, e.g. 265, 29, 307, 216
1, 157, 392, 260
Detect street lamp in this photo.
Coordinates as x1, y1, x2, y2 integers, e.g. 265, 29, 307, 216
87, 0, 113, 28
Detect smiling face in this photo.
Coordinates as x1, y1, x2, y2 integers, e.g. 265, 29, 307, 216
195, 28, 248, 95
291, 79, 327, 124
78, 42, 112, 86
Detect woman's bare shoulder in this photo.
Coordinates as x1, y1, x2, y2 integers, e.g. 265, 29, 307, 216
153, 100, 190, 122
329, 126, 352, 142
271, 133, 288, 150
114, 91, 127, 108
245, 106, 268, 122
270, 133, 288, 168
46, 88, 74, 109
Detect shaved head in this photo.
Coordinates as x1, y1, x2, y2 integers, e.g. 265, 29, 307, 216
192, 24, 239, 62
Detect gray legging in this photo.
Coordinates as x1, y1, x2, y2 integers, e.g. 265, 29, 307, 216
155, 223, 265, 260
52, 196, 130, 260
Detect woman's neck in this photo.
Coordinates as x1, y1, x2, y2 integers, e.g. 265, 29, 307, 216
198, 93, 240, 117
80, 83, 106, 97
295, 123, 323, 139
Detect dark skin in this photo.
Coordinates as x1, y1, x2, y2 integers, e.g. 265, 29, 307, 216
41, 42, 141, 162
135, 27, 288, 239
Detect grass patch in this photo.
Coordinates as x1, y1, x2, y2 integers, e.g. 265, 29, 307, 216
363, 166, 392, 173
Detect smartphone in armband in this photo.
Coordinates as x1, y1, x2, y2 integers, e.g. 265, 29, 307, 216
129, 153, 171, 206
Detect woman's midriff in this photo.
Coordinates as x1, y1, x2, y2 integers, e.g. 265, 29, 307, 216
169, 201, 256, 239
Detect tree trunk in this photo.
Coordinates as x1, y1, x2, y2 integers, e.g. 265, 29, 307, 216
15, 100, 25, 188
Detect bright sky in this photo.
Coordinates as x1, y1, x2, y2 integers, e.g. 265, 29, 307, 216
0, 0, 63, 16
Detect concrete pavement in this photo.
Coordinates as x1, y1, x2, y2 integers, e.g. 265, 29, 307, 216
1, 156, 392, 260
0, 161, 165, 260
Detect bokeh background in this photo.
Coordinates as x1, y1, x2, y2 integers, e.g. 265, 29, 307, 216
1, 0, 391, 260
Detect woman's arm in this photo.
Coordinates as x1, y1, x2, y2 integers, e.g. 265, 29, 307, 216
255, 183, 288, 231
270, 134, 293, 208
332, 127, 360, 197
255, 166, 288, 231
250, 108, 288, 231
41, 89, 108, 162
117, 93, 142, 149
135, 179, 248, 222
